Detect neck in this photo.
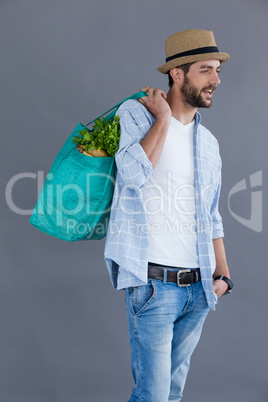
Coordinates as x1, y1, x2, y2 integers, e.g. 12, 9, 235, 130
166, 88, 197, 125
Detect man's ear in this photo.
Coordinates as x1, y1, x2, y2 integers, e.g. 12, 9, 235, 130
170, 67, 184, 86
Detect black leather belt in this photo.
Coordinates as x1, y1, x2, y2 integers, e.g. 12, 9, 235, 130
148, 263, 201, 287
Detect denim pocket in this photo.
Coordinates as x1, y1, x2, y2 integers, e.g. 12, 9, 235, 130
129, 281, 156, 316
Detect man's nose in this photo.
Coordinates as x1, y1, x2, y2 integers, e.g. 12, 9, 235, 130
210, 71, 221, 86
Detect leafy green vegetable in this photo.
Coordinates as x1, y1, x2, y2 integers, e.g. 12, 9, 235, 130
72, 115, 120, 157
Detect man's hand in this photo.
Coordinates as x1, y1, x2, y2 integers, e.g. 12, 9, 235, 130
138, 87, 171, 169
139, 87, 171, 122
212, 237, 230, 300
213, 278, 229, 299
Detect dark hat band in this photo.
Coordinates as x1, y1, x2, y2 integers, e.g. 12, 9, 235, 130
166, 46, 219, 62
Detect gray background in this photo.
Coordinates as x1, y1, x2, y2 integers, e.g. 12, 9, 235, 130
1, 0, 267, 401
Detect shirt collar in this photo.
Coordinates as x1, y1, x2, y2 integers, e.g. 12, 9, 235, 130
195, 110, 202, 125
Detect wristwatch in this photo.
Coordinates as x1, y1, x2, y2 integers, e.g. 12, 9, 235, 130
214, 275, 234, 295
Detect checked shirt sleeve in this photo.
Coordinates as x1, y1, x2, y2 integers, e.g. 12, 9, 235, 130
211, 159, 224, 239
115, 102, 154, 188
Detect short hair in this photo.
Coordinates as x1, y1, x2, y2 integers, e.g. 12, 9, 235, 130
168, 62, 195, 88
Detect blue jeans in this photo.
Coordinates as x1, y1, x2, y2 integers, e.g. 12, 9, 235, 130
125, 274, 210, 402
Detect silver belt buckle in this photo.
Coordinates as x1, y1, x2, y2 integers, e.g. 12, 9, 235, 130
177, 269, 191, 287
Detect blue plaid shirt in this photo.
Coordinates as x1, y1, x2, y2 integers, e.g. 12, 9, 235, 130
104, 99, 224, 310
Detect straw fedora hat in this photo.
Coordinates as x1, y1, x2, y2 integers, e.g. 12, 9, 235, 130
157, 29, 230, 74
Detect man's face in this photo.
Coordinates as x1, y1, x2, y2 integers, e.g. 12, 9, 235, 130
180, 60, 221, 108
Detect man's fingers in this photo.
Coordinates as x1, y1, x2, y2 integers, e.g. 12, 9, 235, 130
154, 88, 167, 99
140, 86, 151, 93
139, 87, 166, 98
138, 87, 168, 114
138, 97, 145, 105
138, 87, 151, 105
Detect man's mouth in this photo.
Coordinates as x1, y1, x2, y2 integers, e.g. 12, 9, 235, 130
202, 88, 215, 98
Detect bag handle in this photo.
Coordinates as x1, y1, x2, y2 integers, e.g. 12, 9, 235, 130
85, 91, 148, 128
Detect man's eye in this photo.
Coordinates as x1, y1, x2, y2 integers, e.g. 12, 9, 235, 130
200, 69, 221, 74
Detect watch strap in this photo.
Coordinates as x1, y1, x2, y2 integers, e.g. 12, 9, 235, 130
214, 275, 234, 294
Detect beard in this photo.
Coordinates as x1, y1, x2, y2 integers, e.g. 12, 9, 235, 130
181, 75, 215, 108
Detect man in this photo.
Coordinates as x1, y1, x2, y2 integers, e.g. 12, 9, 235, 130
104, 29, 234, 401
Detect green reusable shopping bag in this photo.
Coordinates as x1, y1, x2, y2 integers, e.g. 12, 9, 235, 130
29, 91, 147, 241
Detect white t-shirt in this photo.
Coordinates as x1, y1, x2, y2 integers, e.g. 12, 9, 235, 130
143, 117, 199, 268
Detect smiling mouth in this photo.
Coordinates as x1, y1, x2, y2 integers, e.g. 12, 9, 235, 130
202, 87, 216, 98
202, 89, 214, 97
